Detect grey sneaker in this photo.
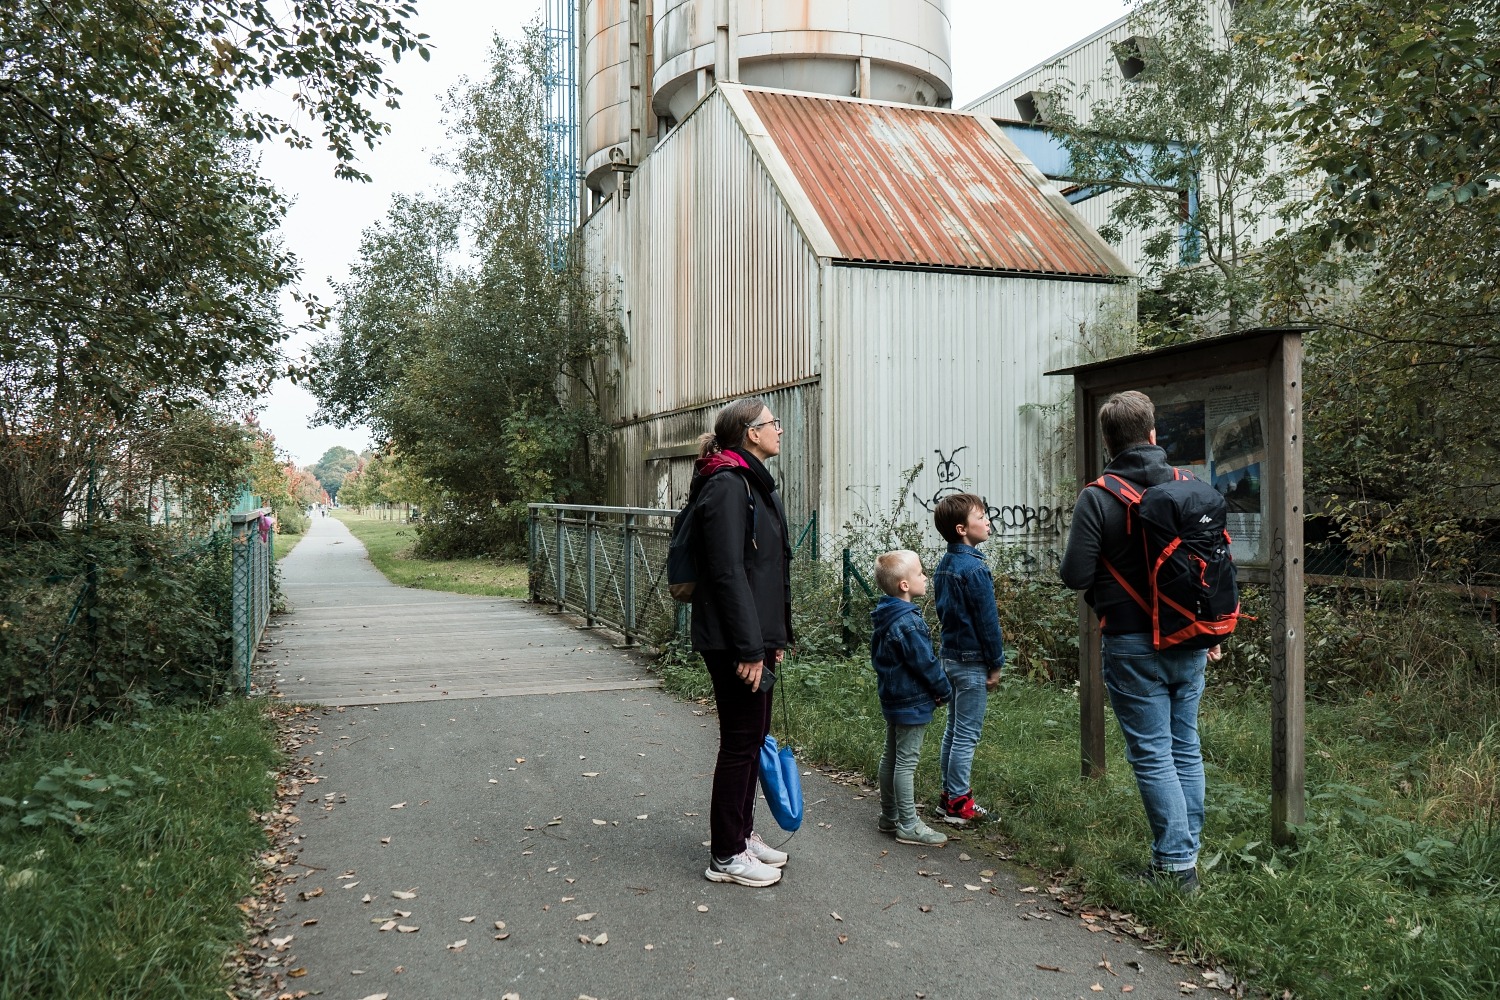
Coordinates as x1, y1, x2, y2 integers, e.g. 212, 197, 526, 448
705, 850, 782, 887
894, 821, 948, 846
746, 831, 788, 868
877, 816, 898, 835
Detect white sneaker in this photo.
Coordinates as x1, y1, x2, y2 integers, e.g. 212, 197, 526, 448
745, 831, 788, 868
704, 850, 782, 887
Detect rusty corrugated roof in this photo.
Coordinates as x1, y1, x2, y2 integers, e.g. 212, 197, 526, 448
744, 89, 1120, 278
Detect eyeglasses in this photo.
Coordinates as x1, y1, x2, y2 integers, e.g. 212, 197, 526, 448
746, 418, 782, 431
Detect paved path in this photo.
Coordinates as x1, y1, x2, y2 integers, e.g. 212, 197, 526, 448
255, 517, 1194, 999
264, 515, 657, 705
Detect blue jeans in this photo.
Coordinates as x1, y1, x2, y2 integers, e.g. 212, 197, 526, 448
1100, 633, 1207, 871
939, 660, 988, 798
878, 722, 928, 828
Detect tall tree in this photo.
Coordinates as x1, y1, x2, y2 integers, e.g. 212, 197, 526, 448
310, 23, 615, 556
1049, 0, 1298, 337
1, 0, 425, 534
1270, 0, 1500, 568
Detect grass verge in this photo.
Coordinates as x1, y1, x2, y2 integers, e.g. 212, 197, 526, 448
0, 698, 279, 999
275, 530, 304, 562
332, 509, 527, 597
654, 650, 1500, 999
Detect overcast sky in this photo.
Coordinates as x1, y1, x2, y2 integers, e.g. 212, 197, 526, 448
256, 0, 1131, 466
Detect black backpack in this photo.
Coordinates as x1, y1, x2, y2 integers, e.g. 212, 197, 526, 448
1089, 468, 1241, 650
666, 469, 755, 603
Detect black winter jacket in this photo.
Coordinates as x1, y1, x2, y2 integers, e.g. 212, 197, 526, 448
688, 449, 792, 662
1059, 444, 1176, 634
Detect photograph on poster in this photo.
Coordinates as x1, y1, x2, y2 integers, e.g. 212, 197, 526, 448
1154, 400, 1207, 466
1209, 411, 1267, 514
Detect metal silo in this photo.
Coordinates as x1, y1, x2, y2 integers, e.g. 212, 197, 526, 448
651, 0, 953, 128
581, 0, 636, 197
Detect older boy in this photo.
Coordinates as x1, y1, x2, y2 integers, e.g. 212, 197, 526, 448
870, 550, 952, 846
931, 493, 1006, 825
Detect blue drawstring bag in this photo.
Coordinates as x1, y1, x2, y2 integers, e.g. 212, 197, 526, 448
758, 734, 803, 831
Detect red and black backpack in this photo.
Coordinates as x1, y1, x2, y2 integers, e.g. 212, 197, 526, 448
1090, 468, 1241, 651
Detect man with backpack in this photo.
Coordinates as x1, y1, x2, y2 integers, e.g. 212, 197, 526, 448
1061, 390, 1233, 893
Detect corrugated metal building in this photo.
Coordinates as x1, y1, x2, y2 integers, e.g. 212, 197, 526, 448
582, 83, 1134, 544
962, 3, 1302, 279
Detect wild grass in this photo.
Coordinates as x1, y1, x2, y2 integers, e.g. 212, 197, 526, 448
333, 508, 528, 597
0, 698, 279, 999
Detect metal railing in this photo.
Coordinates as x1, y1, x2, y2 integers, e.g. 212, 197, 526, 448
528, 503, 681, 647
230, 508, 274, 692
528, 502, 822, 648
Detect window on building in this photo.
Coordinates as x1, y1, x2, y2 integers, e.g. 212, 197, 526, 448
1113, 36, 1158, 81
1014, 90, 1054, 123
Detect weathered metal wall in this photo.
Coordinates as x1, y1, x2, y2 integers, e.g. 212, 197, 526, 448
822, 265, 1134, 548
592, 88, 821, 420
581, 87, 823, 524
604, 382, 821, 529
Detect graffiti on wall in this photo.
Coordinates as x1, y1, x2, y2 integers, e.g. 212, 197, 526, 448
914, 445, 1071, 539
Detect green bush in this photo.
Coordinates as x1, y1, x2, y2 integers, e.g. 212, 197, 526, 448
0, 523, 234, 728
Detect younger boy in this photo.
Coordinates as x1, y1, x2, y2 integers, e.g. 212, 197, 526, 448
931, 493, 1006, 825
870, 550, 953, 846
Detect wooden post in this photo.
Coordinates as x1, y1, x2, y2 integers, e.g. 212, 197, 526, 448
1074, 384, 1107, 778
1266, 333, 1306, 842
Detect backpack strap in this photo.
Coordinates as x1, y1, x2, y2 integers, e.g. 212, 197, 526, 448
710, 466, 757, 551
1086, 474, 1150, 613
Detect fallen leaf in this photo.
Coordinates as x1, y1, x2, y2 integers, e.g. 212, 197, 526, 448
358, 994, 389, 1000
271, 935, 294, 950
1123, 988, 1135, 994
980, 869, 995, 877
343, 881, 360, 889
582, 772, 600, 777
837, 934, 848, 944
592, 932, 608, 946
379, 919, 397, 931
965, 884, 982, 891
394, 909, 411, 918
959, 853, 972, 861
397, 925, 419, 933
696, 904, 709, 912
1020, 886, 1038, 893
1092, 986, 1105, 993
389, 802, 406, 810
460, 916, 476, 923
298, 887, 323, 901
379, 837, 390, 845
918, 905, 933, 913
302, 919, 318, 926
644, 943, 654, 950
288, 968, 307, 978
831, 912, 842, 922
576, 912, 597, 922
488, 779, 498, 784
494, 932, 511, 940
636, 814, 648, 820
392, 890, 417, 900
578, 934, 592, 944
515, 758, 525, 764
447, 939, 467, 951
1036, 964, 1064, 972
494, 921, 507, 930
503, 994, 519, 1000
592, 819, 607, 826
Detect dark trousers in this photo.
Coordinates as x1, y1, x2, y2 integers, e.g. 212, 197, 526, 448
703, 650, 774, 859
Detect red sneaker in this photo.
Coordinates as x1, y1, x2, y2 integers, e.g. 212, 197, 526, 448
940, 791, 989, 826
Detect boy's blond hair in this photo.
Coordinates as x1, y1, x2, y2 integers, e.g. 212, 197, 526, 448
875, 549, 920, 597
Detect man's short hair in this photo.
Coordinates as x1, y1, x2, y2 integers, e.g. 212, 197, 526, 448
1099, 390, 1156, 458
933, 493, 985, 544
874, 549, 919, 597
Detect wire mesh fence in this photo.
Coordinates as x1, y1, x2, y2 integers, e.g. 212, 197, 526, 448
230, 509, 274, 692
527, 503, 823, 649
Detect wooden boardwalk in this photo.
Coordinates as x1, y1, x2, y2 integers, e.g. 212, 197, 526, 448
260, 516, 658, 706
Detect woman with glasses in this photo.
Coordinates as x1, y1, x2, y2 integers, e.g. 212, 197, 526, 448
689, 396, 794, 887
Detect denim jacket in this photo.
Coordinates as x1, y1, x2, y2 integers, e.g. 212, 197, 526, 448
932, 543, 1006, 673
870, 597, 953, 725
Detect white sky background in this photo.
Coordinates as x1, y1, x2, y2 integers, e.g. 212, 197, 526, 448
256, 0, 1132, 466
